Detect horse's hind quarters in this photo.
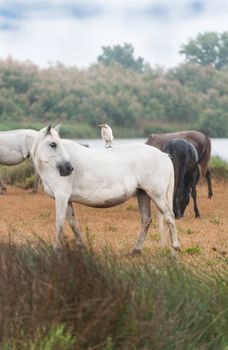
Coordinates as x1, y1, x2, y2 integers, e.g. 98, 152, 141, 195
57, 161, 74, 176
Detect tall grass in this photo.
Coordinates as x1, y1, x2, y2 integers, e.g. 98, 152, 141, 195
0, 241, 227, 349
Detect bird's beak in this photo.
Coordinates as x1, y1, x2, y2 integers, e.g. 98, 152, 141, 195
98, 124, 103, 127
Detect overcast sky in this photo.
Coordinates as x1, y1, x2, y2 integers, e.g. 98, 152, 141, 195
0, 0, 228, 69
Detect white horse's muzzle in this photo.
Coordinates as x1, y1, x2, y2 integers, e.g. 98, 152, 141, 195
57, 161, 74, 176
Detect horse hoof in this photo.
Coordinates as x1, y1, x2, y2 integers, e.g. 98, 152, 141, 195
173, 244, 181, 252
54, 243, 62, 252
125, 248, 142, 257
0, 186, 7, 193
28, 189, 37, 195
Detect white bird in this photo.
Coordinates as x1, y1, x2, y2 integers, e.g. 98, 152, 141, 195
98, 123, 114, 148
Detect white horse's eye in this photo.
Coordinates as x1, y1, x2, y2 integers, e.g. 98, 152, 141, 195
50, 142, 57, 148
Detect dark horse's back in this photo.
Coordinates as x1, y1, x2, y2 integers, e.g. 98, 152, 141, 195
163, 136, 198, 165
146, 130, 209, 171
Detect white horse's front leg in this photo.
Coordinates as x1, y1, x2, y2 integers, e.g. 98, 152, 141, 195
54, 193, 69, 249
66, 202, 84, 248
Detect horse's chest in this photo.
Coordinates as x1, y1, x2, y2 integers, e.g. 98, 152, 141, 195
43, 180, 55, 198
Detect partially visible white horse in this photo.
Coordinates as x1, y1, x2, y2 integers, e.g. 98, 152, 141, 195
0, 129, 40, 194
31, 125, 180, 255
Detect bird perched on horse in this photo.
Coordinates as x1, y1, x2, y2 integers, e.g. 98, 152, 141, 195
99, 123, 114, 148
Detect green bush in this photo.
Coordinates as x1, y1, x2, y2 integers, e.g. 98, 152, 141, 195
210, 156, 228, 180
1, 59, 228, 137
198, 109, 228, 137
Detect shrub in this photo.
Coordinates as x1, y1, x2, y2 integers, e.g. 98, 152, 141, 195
209, 156, 228, 180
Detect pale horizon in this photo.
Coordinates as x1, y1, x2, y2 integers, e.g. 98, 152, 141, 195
1, 0, 228, 69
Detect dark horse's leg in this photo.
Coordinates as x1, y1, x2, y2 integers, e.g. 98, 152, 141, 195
205, 169, 213, 198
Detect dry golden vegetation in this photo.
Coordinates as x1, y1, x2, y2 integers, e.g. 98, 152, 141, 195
0, 180, 227, 268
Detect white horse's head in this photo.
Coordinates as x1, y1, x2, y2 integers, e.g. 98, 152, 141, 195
31, 124, 74, 177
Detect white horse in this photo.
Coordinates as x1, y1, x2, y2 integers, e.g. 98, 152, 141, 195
0, 129, 40, 194
31, 125, 180, 255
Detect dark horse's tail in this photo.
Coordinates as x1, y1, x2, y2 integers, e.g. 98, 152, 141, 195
200, 134, 213, 198
199, 134, 211, 178
186, 136, 210, 179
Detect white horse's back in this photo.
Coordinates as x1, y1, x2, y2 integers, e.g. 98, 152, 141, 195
45, 140, 174, 209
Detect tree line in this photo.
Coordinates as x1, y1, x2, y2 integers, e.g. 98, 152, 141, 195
0, 32, 228, 138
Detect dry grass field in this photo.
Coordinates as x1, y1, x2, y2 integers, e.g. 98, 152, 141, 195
0, 179, 228, 349
0, 180, 227, 268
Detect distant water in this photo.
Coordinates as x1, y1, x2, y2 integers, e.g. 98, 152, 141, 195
74, 138, 228, 162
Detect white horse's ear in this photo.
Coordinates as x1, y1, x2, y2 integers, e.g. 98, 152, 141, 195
54, 123, 62, 134
45, 124, 52, 135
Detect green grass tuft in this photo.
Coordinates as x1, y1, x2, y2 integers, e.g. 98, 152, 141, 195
0, 240, 227, 349
185, 245, 202, 255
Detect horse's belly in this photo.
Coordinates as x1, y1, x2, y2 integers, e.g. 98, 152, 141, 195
71, 186, 135, 208
0, 148, 24, 165
86, 193, 130, 208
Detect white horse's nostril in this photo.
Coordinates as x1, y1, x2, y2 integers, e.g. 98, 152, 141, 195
67, 165, 74, 173
57, 161, 73, 176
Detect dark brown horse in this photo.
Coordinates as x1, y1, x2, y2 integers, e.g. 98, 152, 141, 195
145, 130, 213, 198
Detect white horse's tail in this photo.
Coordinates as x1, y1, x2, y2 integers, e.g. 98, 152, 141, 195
158, 165, 175, 247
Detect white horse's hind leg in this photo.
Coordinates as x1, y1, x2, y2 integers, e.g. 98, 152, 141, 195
153, 196, 180, 251
164, 211, 180, 251
128, 189, 152, 255
54, 194, 69, 249
66, 202, 84, 247
158, 211, 170, 247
